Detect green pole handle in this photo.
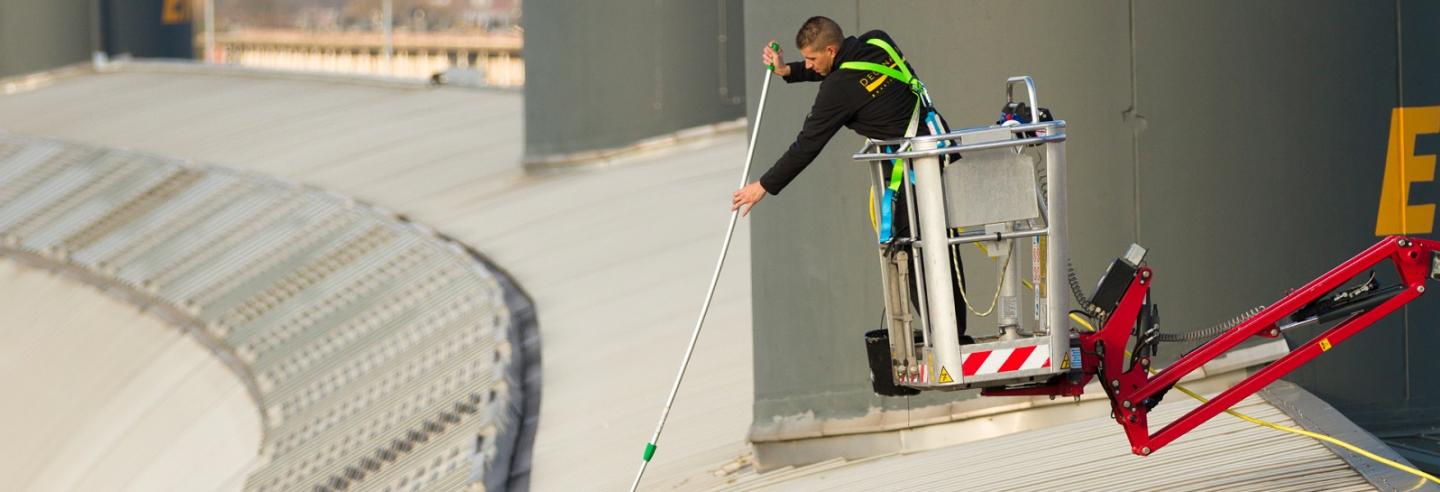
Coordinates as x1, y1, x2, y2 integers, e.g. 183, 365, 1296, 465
767, 42, 780, 71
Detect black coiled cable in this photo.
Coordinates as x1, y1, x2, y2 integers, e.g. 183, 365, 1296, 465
1155, 305, 1268, 342
1067, 259, 1097, 314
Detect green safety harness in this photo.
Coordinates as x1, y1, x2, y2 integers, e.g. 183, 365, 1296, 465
838, 38, 948, 244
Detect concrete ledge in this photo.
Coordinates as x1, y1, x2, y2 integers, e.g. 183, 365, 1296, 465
104, 59, 442, 90
750, 339, 1291, 471
0, 57, 522, 95
522, 118, 747, 173
1, 62, 96, 96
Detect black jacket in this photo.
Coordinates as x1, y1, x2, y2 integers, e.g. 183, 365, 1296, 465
759, 30, 924, 195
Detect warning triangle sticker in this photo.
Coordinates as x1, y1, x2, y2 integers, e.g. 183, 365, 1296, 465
1061, 357, 1071, 369
938, 367, 954, 383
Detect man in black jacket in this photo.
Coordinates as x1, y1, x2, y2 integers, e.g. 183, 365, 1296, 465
730, 16, 923, 212
731, 16, 971, 342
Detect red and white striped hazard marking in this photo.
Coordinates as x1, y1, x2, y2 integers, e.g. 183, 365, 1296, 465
961, 345, 1051, 377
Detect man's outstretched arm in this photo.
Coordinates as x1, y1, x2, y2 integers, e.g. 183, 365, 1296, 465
758, 85, 853, 194
732, 81, 856, 216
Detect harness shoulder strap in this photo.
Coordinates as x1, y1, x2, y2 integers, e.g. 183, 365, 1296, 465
838, 38, 916, 90
838, 61, 908, 84
862, 38, 912, 81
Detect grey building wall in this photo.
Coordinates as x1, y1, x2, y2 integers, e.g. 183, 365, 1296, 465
1350, 0, 1440, 436
1131, 1, 1404, 420
746, 0, 1440, 440
523, 0, 746, 161
0, 0, 194, 79
0, 0, 95, 78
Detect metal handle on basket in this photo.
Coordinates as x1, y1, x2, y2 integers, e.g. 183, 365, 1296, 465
1006, 76, 1040, 125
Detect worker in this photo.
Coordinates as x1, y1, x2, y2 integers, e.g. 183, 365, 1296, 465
730, 16, 972, 344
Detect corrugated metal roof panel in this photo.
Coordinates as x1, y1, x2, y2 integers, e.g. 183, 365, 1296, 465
714, 385, 1434, 492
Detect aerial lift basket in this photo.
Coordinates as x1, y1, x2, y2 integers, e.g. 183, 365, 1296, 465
854, 76, 1069, 392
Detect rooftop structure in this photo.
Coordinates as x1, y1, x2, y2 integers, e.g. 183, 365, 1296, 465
2, 61, 1434, 491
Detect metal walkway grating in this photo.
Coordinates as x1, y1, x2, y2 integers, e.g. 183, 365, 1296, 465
0, 135, 529, 492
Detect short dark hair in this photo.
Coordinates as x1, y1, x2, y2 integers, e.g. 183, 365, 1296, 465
796, 16, 843, 50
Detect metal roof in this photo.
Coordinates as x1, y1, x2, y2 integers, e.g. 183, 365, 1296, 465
720, 381, 1437, 491
0, 63, 756, 491
0, 258, 261, 491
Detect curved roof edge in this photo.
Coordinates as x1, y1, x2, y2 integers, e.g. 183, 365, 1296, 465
522, 118, 747, 173
0, 134, 536, 491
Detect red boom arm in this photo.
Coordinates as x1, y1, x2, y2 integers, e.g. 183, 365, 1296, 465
985, 236, 1440, 456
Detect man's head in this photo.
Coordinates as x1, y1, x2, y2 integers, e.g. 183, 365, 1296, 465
795, 16, 844, 76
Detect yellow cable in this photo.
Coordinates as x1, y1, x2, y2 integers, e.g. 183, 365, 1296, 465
942, 225, 1007, 317
1065, 313, 1440, 486
1167, 382, 1440, 485
869, 186, 878, 235
953, 245, 1011, 316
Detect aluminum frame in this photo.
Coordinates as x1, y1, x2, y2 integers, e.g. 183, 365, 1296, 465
853, 76, 1069, 390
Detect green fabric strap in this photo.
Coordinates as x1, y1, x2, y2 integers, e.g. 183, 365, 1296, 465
838, 60, 910, 84
837, 38, 917, 93
862, 38, 912, 81
887, 157, 905, 191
